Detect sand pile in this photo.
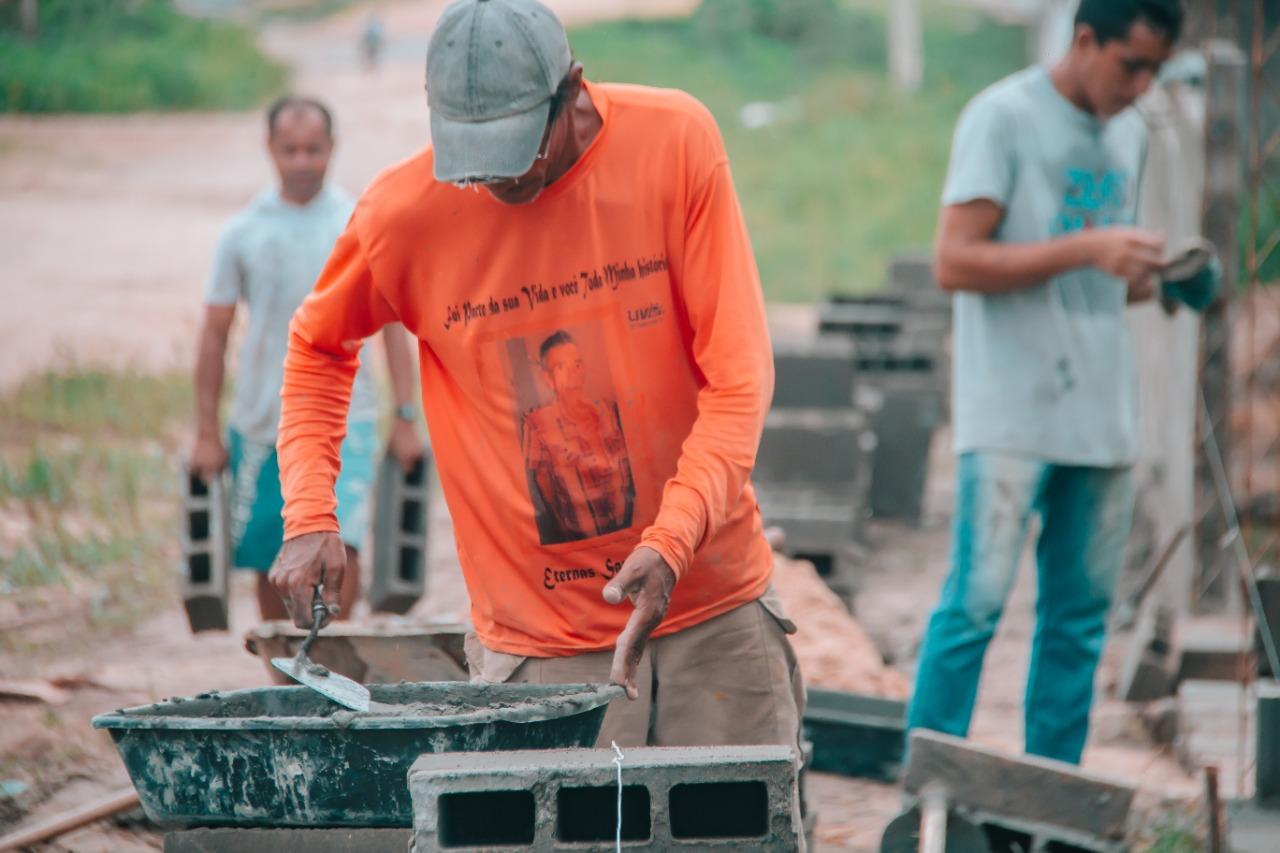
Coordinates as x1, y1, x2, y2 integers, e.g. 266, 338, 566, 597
772, 554, 911, 699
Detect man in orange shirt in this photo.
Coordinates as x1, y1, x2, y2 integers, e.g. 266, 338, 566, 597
270, 0, 801, 754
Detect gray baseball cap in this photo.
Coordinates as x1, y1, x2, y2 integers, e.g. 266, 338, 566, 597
426, 0, 572, 183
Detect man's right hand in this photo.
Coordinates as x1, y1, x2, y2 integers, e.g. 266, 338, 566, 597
190, 432, 228, 482
269, 531, 347, 629
1085, 227, 1165, 283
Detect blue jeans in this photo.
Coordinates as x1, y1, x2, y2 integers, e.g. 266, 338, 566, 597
906, 451, 1135, 764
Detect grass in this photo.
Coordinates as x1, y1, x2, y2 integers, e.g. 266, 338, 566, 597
1138, 817, 1202, 852
0, 368, 191, 636
0, 0, 286, 113
568, 2, 1026, 301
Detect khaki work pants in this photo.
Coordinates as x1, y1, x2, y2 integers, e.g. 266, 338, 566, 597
464, 593, 806, 751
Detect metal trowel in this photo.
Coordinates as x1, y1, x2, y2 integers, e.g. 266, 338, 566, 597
271, 586, 371, 712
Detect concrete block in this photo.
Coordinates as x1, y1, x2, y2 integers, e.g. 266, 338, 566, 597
1118, 602, 1176, 702
903, 730, 1135, 845
1256, 576, 1280, 677
755, 491, 864, 551
1175, 680, 1252, 788
1175, 635, 1252, 683
771, 334, 857, 409
866, 390, 944, 523
370, 450, 432, 614
1229, 799, 1280, 851
832, 329, 948, 524
887, 253, 951, 318
817, 295, 907, 341
803, 688, 905, 782
754, 408, 874, 583
1257, 680, 1280, 806
788, 542, 865, 603
408, 745, 800, 851
164, 827, 410, 853
180, 468, 231, 633
755, 408, 875, 491
887, 253, 936, 296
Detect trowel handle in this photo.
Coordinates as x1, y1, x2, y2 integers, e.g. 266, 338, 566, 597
298, 585, 328, 657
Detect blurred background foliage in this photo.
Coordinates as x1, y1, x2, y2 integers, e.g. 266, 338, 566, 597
0, 0, 285, 112
572, 0, 1024, 297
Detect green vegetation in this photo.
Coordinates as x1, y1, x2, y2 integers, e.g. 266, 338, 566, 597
0, 368, 190, 634
1137, 815, 1202, 853
569, 0, 1025, 300
0, 0, 285, 113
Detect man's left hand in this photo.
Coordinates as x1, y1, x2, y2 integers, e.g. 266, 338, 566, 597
602, 546, 676, 700
388, 418, 426, 473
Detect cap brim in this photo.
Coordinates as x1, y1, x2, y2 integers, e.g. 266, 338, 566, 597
431, 100, 550, 183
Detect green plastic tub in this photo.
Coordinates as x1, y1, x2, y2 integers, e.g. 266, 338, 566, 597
92, 681, 621, 828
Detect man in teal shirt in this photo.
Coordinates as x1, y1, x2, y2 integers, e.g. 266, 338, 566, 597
190, 96, 424, 621
907, 0, 1188, 764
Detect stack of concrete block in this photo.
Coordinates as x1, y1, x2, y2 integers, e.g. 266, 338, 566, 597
854, 335, 947, 525
755, 404, 875, 600
815, 254, 951, 526
814, 306, 947, 522
369, 449, 433, 614
758, 334, 872, 599
408, 745, 800, 851
180, 468, 232, 633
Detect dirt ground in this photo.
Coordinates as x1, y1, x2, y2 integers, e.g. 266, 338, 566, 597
0, 1, 1204, 850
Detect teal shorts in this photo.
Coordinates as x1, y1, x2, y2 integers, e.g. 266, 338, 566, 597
226, 420, 378, 571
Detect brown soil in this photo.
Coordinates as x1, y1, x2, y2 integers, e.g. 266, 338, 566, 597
773, 554, 910, 699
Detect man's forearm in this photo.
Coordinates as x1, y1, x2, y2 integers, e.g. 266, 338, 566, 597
936, 230, 1094, 294
193, 327, 228, 437
278, 323, 361, 539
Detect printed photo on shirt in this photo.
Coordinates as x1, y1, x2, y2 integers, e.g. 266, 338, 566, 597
501, 324, 636, 545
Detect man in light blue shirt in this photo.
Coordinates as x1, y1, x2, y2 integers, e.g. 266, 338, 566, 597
907, 0, 1188, 764
190, 95, 424, 621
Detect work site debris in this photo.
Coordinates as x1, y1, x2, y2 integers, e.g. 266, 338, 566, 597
0, 680, 71, 706
772, 554, 910, 698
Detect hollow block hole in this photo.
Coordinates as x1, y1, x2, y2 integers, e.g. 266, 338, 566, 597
438, 789, 534, 848
556, 784, 650, 842
669, 780, 768, 840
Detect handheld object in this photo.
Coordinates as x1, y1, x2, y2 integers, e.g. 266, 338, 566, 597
271, 586, 371, 712
1160, 237, 1220, 312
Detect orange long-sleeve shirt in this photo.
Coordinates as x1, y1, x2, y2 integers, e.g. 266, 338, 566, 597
278, 82, 775, 656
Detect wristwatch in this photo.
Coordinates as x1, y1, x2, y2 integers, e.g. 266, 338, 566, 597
394, 403, 417, 422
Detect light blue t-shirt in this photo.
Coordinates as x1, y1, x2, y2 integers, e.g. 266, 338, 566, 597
944, 67, 1147, 467
205, 185, 377, 444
